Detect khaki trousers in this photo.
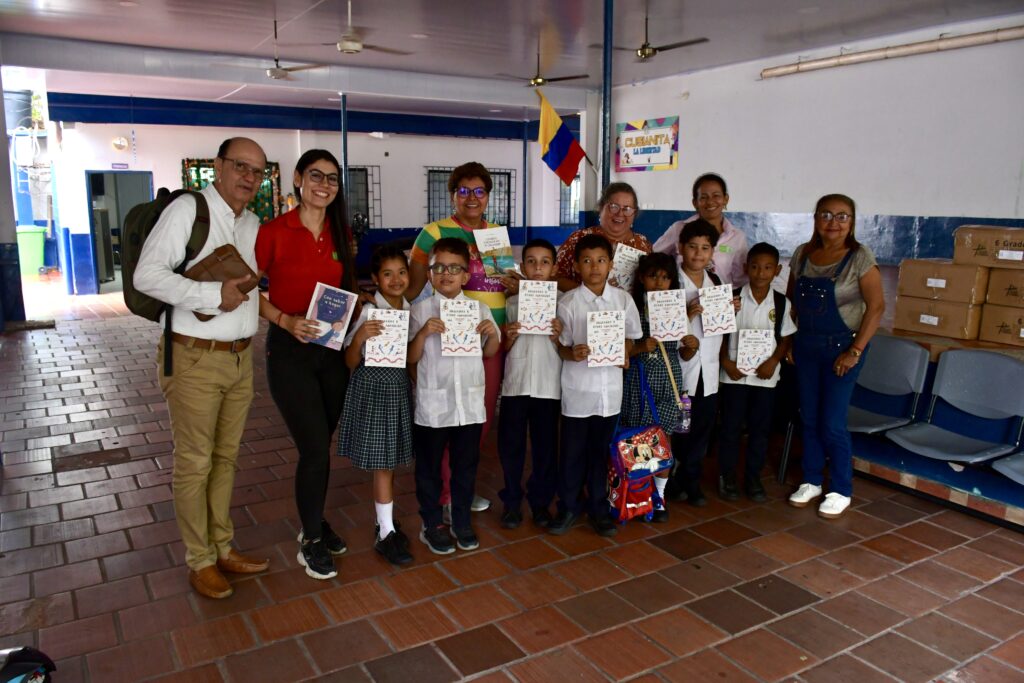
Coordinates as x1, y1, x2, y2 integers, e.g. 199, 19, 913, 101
158, 339, 253, 570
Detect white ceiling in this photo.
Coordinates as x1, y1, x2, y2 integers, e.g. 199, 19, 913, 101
1, 0, 1023, 118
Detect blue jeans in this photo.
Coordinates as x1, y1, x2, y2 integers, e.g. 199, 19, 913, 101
793, 333, 866, 497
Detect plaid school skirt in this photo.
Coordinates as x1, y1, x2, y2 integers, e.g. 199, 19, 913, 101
337, 364, 414, 470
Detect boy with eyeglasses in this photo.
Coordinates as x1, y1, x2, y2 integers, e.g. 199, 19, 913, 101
409, 238, 501, 554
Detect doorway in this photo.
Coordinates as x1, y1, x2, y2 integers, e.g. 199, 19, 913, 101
85, 170, 153, 293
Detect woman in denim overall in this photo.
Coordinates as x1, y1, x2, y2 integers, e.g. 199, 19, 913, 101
787, 194, 885, 519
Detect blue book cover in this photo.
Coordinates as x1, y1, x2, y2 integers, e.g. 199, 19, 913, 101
304, 282, 358, 351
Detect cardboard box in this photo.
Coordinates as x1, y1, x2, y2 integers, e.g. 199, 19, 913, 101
953, 226, 1024, 269
978, 304, 1024, 348
986, 268, 1024, 307
897, 259, 989, 304
893, 296, 981, 340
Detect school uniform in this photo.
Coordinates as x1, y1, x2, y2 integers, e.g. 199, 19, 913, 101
718, 285, 797, 485
556, 285, 642, 520
410, 292, 498, 530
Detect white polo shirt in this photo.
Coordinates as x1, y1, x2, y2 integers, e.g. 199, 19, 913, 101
410, 292, 498, 428
721, 285, 798, 389
501, 294, 562, 400
557, 284, 642, 418
679, 269, 724, 397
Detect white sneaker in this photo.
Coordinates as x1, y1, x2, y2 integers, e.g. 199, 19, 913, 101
818, 493, 851, 519
788, 483, 823, 508
471, 495, 491, 512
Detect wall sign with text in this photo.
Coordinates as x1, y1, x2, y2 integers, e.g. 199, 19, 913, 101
615, 116, 679, 172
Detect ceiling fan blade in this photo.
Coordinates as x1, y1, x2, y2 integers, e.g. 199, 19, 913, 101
284, 64, 327, 73
654, 37, 709, 52
543, 74, 590, 83
364, 44, 414, 56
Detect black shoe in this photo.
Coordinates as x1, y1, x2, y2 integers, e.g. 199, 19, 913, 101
297, 538, 338, 580
298, 520, 347, 556
419, 525, 455, 555
375, 530, 413, 565
450, 526, 480, 551
501, 508, 523, 529
591, 515, 618, 537
745, 478, 767, 503
666, 479, 688, 503
686, 487, 708, 508
532, 508, 554, 528
651, 504, 669, 523
547, 511, 578, 535
375, 521, 409, 550
718, 474, 741, 502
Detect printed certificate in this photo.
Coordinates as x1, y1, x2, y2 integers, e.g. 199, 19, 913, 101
699, 283, 737, 337
473, 226, 515, 276
440, 298, 482, 356
305, 283, 358, 351
647, 289, 688, 341
364, 308, 410, 368
587, 310, 626, 367
609, 243, 645, 291
518, 280, 558, 335
736, 329, 775, 375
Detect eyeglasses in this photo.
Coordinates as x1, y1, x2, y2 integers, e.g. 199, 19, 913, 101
307, 169, 340, 187
605, 202, 637, 217
456, 187, 488, 199
220, 157, 270, 180
429, 263, 468, 275
816, 211, 853, 224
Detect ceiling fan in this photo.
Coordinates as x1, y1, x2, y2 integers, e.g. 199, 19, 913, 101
596, 5, 709, 62
265, 20, 325, 80
500, 47, 589, 87
315, 0, 412, 56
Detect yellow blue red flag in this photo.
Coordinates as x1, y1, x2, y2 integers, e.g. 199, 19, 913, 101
537, 91, 585, 186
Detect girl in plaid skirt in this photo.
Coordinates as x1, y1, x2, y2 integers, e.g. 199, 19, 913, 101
338, 246, 414, 565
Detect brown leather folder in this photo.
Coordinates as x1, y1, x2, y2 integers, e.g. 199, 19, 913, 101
183, 244, 259, 322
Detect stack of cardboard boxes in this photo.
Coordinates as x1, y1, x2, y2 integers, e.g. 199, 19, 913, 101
894, 226, 1024, 348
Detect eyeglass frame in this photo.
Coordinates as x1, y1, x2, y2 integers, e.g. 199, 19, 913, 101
429, 263, 468, 275
815, 210, 853, 224
306, 169, 340, 187
455, 186, 489, 199
604, 202, 637, 217
220, 156, 270, 180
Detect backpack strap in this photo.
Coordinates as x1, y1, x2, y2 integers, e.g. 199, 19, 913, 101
773, 290, 786, 342
161, 189, 211, 377
706, 270, 722, 287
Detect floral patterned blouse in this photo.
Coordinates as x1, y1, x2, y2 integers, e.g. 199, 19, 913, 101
554, 226, 653, 286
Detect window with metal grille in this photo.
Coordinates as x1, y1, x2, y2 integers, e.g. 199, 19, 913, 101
559, 175, 582, 226
426, 167, 516, 227
347, 166, 381, 229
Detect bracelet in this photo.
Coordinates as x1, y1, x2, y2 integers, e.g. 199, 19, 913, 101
275, 310, 284, 327
848, 346, 862, 358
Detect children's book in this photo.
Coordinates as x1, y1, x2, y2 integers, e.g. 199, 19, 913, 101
440, 298, 482, 356
647, 289, 688, 342
305, 283, 358, 351
736, 329, 775, 375
699, 283, 737, 337
364, 308, 410, 368
609, 243, 645, 291
473, 226, 515, 276
587, 310, 626, 367
518, 280, 558, 335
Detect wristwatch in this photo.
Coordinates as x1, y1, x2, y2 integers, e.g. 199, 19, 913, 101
848, 347, 863, 358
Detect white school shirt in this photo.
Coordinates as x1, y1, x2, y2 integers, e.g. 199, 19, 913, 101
720, 285, 798, 389
343, 291, 411, 356
501, 293, 562, 400
410, 291, 498, 428
653, 215, 749, 287
557, 284, 642, 418
679, 269, 724, 397
133, 184, 260, 340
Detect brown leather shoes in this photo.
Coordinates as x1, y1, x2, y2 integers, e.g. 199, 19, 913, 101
189, 565, 233, 599
217, 548, 270, 574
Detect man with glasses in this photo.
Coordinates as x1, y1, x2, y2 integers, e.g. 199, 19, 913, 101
134, 137, 271, 599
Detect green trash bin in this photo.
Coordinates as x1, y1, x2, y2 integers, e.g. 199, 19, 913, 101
16, 226, 47, 276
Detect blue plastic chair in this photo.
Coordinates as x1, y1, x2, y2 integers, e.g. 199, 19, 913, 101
993, 452, 1024, 486
886, 349, 1024, 464
846, 335, 931, 434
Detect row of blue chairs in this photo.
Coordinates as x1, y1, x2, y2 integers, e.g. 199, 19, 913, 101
778, 335, 1024, 485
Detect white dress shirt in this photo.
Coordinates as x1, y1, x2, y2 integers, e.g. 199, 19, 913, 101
721, 285, 798, 389
410, 292, 498, 428
557, 284, 642, 418
501, 294, 562, 400
133, 184, 259, 341
653, 215, 749, 287
343, 291, 410, 355
679, 269, 724, 397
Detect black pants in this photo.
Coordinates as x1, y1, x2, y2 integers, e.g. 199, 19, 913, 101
415, 423, 483, 529
558, 414, 617, 519
497, 396, 559, 512
718, 383, 774, 484
670, 374, 719, 496
266, 325, 349, 540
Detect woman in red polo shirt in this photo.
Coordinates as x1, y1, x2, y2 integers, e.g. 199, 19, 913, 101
256, 149, 357, 580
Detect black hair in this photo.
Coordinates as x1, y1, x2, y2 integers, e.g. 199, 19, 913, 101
679, 219, 720, 248
216, 138, 235, 159
431, 237, 471, 266
747, 242, 780, 264
692, 173, 728, 200
447, 162, 493, 194
631, 252, 679, 314
811, 193, 860, 250
294, 149, 357, 292
370, 245, 409, 276
522, 238, 557, 261
574, 232, 614, 261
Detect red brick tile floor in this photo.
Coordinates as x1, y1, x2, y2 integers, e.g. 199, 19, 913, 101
2, 292, 1023, 682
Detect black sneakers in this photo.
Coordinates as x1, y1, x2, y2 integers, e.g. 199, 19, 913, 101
591, 515, 618, 537
718, 474, 741, 502
419, 525, 455, 555
501, 508, 523, 529
376, 530, 413, 565
297, 520, 347, 556
746, 477, 768, 503
532, 508, 554, 528
297, 538, 337, 580
450, 526, 480, 551
547, 510, 578, 536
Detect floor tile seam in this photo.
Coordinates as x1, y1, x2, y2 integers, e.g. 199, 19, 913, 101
969, 588, 1024, 618
564, 623, 678, 679
901, 616, 1024, 675
764, 605, 872, 666
853, 574, 950, 618
711, 635, 818, 683
843, 639, 943, 683
503, 643, 616, 682
893, 553, 994, 593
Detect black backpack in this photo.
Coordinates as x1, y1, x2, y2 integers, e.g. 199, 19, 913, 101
121, 188, 210, 375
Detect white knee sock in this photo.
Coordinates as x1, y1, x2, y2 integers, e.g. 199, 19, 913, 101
655, 476, 668, 506
376, 501, 395, 540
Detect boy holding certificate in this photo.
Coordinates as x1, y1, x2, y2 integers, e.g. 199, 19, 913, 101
498, 239, 562, 529
409, 238, 500, 554
718, 243, 796, 501
551, 234, 642, 537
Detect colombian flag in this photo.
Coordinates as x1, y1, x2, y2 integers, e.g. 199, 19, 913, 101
537, 91, 586, 186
